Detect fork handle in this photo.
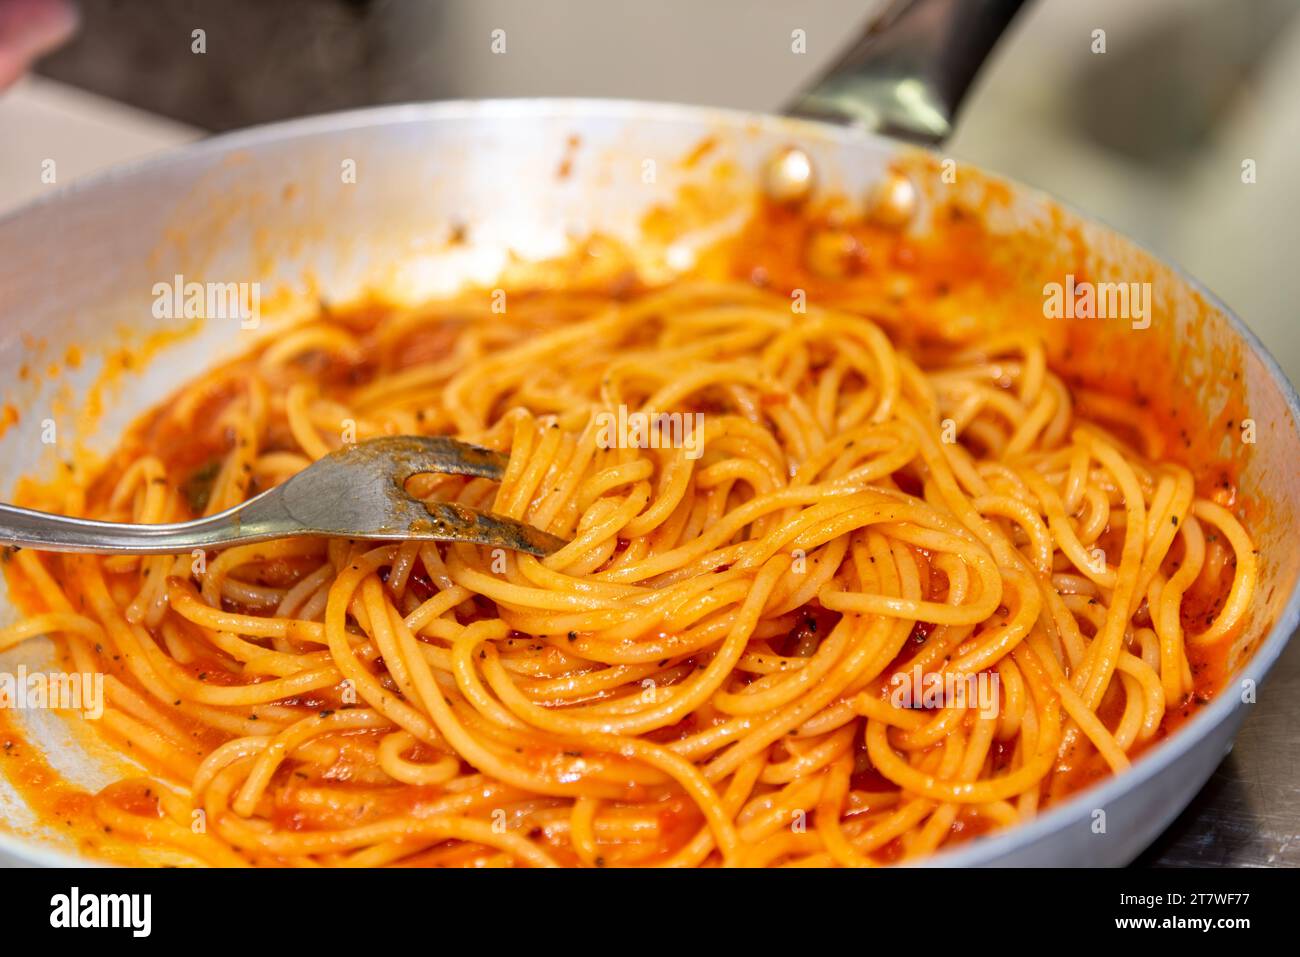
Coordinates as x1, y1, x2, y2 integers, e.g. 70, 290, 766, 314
0, 497, 292, 555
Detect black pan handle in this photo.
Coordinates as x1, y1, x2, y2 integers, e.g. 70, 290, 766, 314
786, 0, 1026, 145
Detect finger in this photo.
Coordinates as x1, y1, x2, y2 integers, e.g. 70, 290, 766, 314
0, 0, 80, 90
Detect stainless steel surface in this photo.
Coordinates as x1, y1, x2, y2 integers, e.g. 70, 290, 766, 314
789, 0, 1026, 142
0, 436, 568, 557
0, 99, 1295, 867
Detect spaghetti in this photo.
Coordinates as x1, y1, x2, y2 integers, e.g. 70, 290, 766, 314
0, 274, 1256, 867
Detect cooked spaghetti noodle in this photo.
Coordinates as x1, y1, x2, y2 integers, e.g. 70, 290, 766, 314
0, 273, 1256, 867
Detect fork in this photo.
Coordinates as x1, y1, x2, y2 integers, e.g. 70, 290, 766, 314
0, 436, 568, 557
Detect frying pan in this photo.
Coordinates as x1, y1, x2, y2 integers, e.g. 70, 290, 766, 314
0, 0, 1296, 867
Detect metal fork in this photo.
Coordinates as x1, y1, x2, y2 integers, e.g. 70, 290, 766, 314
0, 436, 568, 557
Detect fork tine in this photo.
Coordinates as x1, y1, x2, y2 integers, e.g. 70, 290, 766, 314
331, 435, 509, 482
322, 437, 567, 556
408, 436, 510, 481
419, 501, 568, 557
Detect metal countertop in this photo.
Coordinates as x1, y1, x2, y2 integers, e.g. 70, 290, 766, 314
1139, 639, 1300, 867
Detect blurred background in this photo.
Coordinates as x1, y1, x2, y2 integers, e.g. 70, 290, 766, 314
0, 0, 1296, 385
0, 0, 1297, 867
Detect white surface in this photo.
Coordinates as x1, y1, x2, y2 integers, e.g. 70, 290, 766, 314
0, 74, 196, 211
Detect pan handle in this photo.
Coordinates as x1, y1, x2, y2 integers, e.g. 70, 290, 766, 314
785, 0, 1026, 145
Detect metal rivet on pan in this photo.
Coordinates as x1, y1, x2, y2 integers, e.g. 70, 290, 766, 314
867, 170, 918, 228
762, 146, 815, 205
